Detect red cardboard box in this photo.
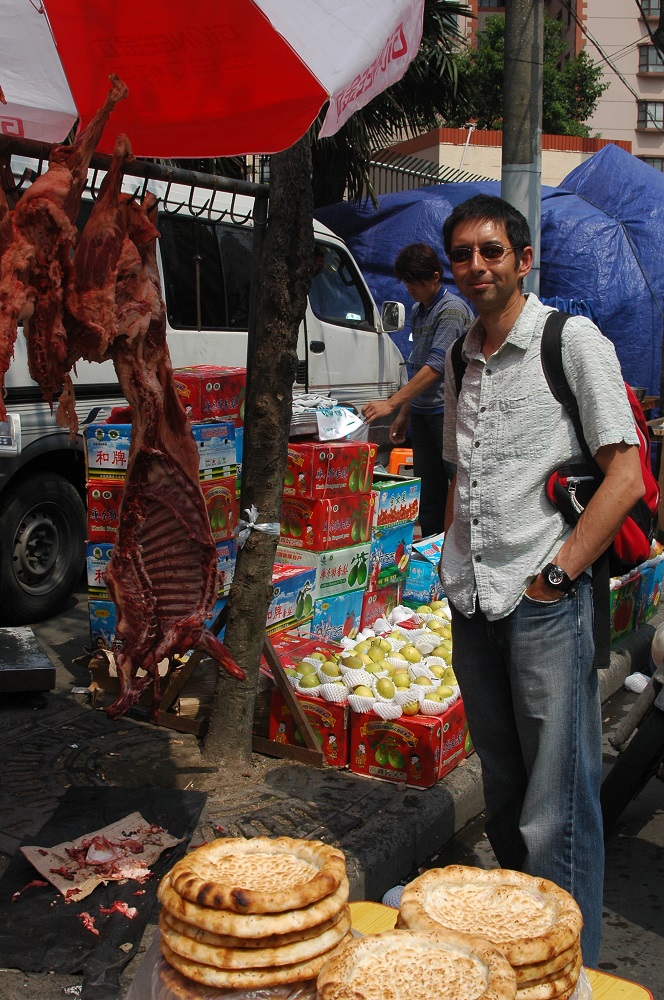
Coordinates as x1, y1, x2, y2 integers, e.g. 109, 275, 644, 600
201, 478, 239, 541
284, 441, 377, 499
280, 493, 375, 551
259, 632, 345, 676
269, 690, 349, 767
87, 481, 124, 541
349, 700, 471, 788
360, 582, 403, 631
173, 366, 246, 424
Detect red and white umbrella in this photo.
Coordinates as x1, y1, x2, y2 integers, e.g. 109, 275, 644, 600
1, 0, 424, 156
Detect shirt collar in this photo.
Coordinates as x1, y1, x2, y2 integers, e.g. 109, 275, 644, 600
416, 284, 446, 317
462, 292, 542, 361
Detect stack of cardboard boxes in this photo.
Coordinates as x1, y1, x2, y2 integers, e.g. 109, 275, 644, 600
86, 366, 245, 649
365, 473, 422, 628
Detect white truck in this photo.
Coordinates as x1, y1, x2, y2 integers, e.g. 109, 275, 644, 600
0, 152, 406, 624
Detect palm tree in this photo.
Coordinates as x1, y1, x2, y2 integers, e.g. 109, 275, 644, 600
311, 0, 473, 207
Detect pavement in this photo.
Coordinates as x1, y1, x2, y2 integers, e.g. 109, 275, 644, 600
0, 582, 661, 999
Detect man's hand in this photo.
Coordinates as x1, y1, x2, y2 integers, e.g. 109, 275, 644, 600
389, 408, 410, 444
362, 399, 394, 423
525, 574, 562, 602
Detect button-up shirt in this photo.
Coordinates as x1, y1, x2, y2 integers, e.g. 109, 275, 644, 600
440, 293, 638, 619
409, 287, 474, 414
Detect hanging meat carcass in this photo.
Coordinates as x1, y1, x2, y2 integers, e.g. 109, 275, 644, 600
8, 75, 127, 417
104, 193, 245, 718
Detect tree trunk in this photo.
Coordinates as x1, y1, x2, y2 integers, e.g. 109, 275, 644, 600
202, 134, 314, 774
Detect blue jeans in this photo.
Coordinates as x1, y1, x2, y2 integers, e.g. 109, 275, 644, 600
449, 575, 603, 967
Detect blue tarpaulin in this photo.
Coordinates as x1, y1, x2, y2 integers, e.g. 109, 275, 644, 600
315, 145, 664, 395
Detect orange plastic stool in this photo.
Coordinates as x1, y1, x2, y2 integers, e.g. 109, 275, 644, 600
387, 448, 414, 475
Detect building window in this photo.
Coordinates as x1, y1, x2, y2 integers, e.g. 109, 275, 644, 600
639, 44, 664, 72
638, 156, 664, 170
641, 0, 661, 16
478, 0, 503, 7
637, 101, 664, 129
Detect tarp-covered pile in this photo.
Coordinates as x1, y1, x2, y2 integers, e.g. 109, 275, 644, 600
316, 145, 664, 395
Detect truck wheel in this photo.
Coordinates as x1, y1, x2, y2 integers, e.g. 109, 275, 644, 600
0, 473, 86, 625
600, 708, 664, 831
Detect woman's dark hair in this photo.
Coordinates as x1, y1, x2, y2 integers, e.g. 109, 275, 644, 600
394, 243, 442, 283
442, 194, 532, 259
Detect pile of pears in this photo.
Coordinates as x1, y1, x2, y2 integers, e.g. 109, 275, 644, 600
284, 600, 457, 716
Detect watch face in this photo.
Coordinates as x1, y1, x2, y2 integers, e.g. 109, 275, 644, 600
547, 565, 565, 586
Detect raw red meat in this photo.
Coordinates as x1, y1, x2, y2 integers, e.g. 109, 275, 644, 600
78, 912, 100, 936
105, 195, 244, 719
99, 900, 138, 919
12, 75, 127, 411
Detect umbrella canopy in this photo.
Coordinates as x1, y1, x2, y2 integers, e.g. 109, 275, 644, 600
2, 0, 424, 156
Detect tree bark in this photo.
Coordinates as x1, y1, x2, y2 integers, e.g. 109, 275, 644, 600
202, 134, 314, 774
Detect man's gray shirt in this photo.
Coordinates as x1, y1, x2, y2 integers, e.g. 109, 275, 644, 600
440, 293, 638, 620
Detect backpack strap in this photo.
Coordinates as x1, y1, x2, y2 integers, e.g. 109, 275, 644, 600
539, 310, 610, 668
450, 334, 468, 398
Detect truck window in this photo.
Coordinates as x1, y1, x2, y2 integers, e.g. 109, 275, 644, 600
310, 243, 373, 328
158, 214, 253, 330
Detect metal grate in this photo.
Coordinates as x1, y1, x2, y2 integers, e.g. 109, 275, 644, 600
369, 152, 492, 195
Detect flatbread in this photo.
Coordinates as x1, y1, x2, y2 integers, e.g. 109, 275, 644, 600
399, 867, 583, 966
169, 836, 346, 913
316, 928, 517, 1000
160, 904, 347, 949
161, 932, 353, 989
157, 959, 313, 1000
158, 873, 349, 937
514, 945, 580, 986
516, 951, 582, 1000
159, 905, 351, 969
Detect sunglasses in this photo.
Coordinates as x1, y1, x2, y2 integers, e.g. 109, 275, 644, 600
448, 243, 522, 264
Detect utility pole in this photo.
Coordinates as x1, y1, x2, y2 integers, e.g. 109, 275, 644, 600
501, 0, 544, 293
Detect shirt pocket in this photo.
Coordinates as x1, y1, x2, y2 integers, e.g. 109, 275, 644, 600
492, 391, 560, 460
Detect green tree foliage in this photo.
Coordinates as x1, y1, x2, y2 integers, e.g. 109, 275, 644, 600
446, 14, 607, 137
311, 0, 474, 206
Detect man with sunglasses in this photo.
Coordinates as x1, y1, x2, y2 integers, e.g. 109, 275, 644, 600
362, 243, 472, 536
439, 194, 644, 967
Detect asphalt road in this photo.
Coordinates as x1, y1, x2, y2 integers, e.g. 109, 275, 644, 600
423, 684, 664, 998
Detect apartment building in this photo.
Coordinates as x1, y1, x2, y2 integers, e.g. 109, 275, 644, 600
461, 0, 664, 169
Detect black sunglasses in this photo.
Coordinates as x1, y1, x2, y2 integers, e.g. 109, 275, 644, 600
448, 243, 523, 264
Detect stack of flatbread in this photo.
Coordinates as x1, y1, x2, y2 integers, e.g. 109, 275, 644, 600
398, 866, 584, 1000
156, 836, 352, 991
317, 927, 517, 1000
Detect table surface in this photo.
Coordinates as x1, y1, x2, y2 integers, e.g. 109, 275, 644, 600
348, 902, 654, 1000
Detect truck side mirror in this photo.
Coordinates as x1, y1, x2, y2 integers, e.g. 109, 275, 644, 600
380, 301, 405, 333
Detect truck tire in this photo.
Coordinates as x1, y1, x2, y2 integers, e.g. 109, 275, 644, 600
600, 708, 664, 831
0, 473, 87, 625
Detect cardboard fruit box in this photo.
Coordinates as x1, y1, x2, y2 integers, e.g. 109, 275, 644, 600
369, 521, 415, 588
309, 589, 364, 642
191, 421, 237, 479
268, 690, 350, 768
634, 553, 664, 629
84, 424, 131, 480
284, 440, 377, 499
86, 540, 115, 598
371, 473, 421, 529
360, 582, 403, 631
201, 478, 239, 541
274, 542, 371, 600
266, 564, 317, 636
87, 480, 124, 542
173, 365, 246, 424
349, 700, 472, 789
280, 493, 375, 552
403, 532, 446, 606
610, 571, 641, 644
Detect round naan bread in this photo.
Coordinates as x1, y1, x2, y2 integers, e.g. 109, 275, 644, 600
160, 904, 347, 949
161, 932, 353, 989
168, 836, 346, 913
514, 943, 580, 985
158, 872, 349, 937
515, 950, 582, 1000
399, 867, 583, 966
158, 905, 351, 969
316, 928, 517, 1000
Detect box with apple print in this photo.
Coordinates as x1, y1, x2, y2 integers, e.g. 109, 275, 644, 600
284, 440, 377, 499
268, 690, 350, 768
309, 590, 364, 643
368, 521, 415, 588
279, 493, 375, 552
610, 570, 641, 643
360, 582, 403, 631
371, 474, 421, 529
349, 700, 472, 789
274, 542, 371, 599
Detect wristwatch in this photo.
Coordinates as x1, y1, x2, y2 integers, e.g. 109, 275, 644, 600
540, 563, 576, 593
